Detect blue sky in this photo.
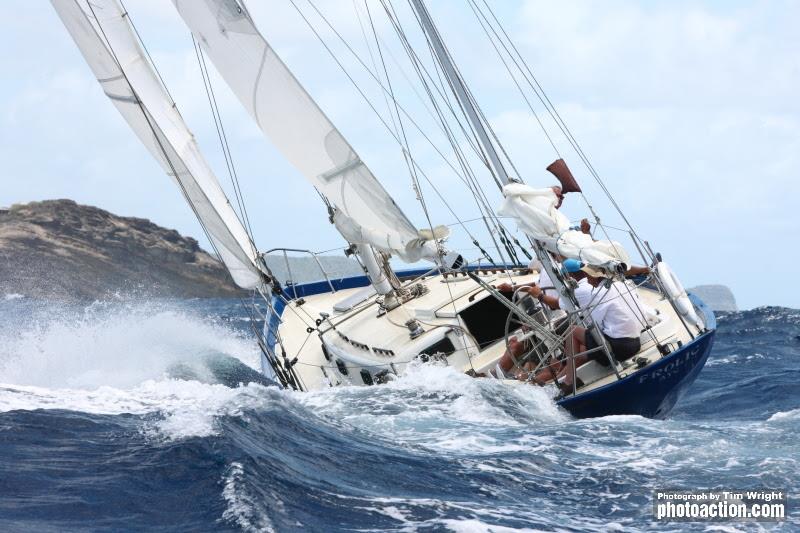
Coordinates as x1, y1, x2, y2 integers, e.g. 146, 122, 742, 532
1, 1, 798, 309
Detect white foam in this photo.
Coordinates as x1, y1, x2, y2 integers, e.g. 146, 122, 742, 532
221, 462, 276, 532
0, 300, 274, 440
702, 525, 748, 533
0, 301, 259, 389
438, 518, 536, 532
0, 379, 275, 440
3, 293, 24, 301
768, 408, 800, 422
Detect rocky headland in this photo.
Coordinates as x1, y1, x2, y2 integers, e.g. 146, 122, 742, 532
0, 200, 242, 299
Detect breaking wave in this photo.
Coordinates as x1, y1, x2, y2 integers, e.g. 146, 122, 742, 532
0, 301, 797, 531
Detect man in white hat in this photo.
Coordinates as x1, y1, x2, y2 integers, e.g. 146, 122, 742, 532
525, 261, 650, 391
557, 266, 648, 391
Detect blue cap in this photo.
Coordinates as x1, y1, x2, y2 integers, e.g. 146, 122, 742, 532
562, 258, 583, 273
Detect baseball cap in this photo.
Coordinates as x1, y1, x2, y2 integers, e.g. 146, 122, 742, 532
562, 258, 583, 273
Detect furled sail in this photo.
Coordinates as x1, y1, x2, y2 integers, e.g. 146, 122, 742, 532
172, 0, 440, 262
51, 0, 267, 288
498, 184, 631, 268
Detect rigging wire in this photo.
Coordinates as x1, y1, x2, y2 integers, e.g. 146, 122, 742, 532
475, 0, 649, 250
469, 0, 638, 266
397, 0, 526, 265
118, 1, 176, 106
361, 0, 438, 251
290, 0, 495, 264
302, 0, 519, 269
191, 36, 258, 249
465, 0, 561, 159
352, 0, 402, 139
122, 1, 264, 270
377, 0, 511, 265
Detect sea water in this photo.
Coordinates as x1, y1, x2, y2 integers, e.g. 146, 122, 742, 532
0, 297, 797, 531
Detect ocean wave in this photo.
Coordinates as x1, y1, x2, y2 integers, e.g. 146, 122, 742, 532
0, 298, 798, 531
0, 300, 260, 389
297, 362, 567, 453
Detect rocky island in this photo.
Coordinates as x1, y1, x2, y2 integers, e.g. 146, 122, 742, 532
686, 284, 738, 312
0, 200, 242, 299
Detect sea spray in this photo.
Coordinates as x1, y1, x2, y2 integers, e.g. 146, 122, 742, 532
0, 299, 260, 389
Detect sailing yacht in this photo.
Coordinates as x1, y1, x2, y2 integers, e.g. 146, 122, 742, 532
51, 0, 715, 419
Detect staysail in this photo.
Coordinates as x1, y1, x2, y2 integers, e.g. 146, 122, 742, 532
51, 0, 267, 288
172, 0, 440, 262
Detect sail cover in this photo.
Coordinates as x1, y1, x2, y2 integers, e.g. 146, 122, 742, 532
172, 0, 439, 262
52, 0, 266, 288
498, 184, 631, 268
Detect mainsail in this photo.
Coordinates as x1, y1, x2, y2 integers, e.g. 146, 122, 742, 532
172, 0, 439, 263
51, 0, 267, 289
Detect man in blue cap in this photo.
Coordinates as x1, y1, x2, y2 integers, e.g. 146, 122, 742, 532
548, 262, 647, 391
524, 258, 596, 309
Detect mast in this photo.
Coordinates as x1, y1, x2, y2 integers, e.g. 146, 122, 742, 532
409, 0, 579, 310
409, 0, 512, 187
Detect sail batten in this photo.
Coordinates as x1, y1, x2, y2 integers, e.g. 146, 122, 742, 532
172, 0, 439, 263
52, 0, 266, 289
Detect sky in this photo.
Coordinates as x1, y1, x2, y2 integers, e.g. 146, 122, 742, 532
1, 1, 798, 309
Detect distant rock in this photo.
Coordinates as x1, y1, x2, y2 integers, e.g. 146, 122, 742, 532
0, 199, 367, 301
0, 199, 242, 299
688, 284, 738, 312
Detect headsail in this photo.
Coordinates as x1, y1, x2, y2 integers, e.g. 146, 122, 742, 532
51, 0, 267, 288
172, 0, 439, 263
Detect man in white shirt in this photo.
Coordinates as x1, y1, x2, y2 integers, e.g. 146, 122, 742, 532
577, 275, 644, 368
529, 262, 647, 391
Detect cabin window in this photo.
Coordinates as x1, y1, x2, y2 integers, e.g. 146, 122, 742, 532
419, 337, 456, 359
458, 294, 510, 351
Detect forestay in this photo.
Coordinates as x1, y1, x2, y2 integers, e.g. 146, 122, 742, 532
498, 184, 631, 268
172, 0, 440, 262
52, 0, 266, 288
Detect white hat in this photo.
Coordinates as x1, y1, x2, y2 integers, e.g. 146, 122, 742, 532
580, 264, 607, 278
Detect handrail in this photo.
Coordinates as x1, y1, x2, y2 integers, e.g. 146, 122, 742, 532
261, 247, 340, 294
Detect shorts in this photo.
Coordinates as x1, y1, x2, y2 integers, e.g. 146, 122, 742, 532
585, 331, 641, 366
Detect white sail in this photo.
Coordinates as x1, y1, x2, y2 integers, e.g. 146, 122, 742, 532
172, 0, 440, 263
498, 184, 631, 268
51, 0, 266, 289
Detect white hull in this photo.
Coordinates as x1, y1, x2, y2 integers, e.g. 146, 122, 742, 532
266, 268, 704, 396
